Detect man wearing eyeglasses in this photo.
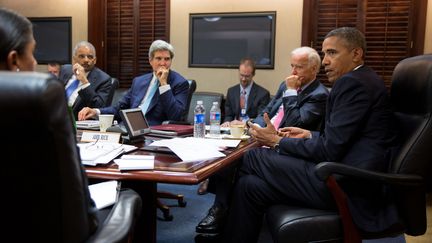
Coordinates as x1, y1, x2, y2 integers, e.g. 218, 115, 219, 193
58, 41, 112, 119
222, 57, 270, 127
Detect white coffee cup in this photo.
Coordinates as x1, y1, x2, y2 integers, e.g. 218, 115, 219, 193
230, 124, 245, 138
99, 114, 114, 132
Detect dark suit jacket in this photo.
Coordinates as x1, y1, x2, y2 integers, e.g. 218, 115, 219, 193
278, 66, 397, 232
59, 64, 111, 119
223, 82, 270, 122
101, 70, 189, 126
253, 79, 329, 130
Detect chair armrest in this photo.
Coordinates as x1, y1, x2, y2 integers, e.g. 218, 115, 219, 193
315, 162, 423, 187
87, 188, 142, 243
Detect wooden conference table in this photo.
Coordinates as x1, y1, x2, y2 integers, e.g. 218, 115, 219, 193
84, 134, 258, 243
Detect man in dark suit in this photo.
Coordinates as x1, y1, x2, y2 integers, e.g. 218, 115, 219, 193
78, 40, 189, 126
222, 57, 270, 126
252, 48, 329, 130
195, 47, 329, 236
221, 27, 397, 243
59, 41, 112, 119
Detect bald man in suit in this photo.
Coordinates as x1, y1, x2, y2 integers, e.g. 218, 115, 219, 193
59, 41, 111, 119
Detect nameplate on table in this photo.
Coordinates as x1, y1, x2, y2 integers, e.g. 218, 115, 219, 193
81, 131, 121, 143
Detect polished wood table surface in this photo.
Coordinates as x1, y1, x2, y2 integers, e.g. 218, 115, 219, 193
86, 137, 257, 184
83, 134, 258, 243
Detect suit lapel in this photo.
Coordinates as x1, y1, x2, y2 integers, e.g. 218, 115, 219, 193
299, 79, 319, 99
232, 85, 241, 116
246, 83, 256, 113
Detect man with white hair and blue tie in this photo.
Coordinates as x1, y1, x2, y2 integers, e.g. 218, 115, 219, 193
78, 40, 189, 126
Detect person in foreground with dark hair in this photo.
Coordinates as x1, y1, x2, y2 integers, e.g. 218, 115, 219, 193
0, 7, 37, 71
78, 39, 189, 126
58, 41, 112, 119
0, 6, 100, 235
217, 27, 398, 243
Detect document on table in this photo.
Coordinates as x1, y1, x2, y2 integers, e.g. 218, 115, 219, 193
78, 142, 138, 166
114, 155, 155, 170
149, 137, 240, 162
88, 180, 118, 209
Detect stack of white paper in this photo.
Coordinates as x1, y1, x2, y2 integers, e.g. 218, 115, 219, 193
148, 137, 240, 162
114, 154, 155, 170
88, 180, 118, 209
78, 142, 137, 166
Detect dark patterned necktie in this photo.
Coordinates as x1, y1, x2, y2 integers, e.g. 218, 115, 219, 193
240, 90, 246, 109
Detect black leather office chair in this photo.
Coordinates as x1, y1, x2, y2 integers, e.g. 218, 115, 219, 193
0, 72, 142, 242
183, 79, 197, 121
266, 54, 432, 243
163, 79, 197, 125
106, 77, 119, 106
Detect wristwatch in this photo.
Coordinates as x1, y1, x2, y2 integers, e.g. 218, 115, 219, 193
272, 142, 280, 153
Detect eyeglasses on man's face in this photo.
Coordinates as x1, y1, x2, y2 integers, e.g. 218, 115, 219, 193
239, 74, 253, 79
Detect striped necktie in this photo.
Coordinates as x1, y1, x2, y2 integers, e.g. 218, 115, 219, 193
141, 80, 159, 114
65, 79, 79, 99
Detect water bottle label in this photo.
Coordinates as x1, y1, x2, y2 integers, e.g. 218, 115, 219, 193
195, 113, 205, 123
210, 113, 221, 121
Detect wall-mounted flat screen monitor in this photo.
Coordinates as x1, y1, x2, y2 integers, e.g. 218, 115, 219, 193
189, 12, 276, 69
29, 17, 72, 64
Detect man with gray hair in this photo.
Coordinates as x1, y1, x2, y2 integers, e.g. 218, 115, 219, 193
59, 41, 112, 119
252, 46, 329, 130
78, 39, 189, 125
195, 46, 329, 237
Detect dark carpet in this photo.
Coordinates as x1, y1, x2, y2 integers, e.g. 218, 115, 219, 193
156, 183, 273, 243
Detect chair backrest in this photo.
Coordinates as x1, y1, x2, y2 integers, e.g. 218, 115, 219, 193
181, 79, 197, 121
106, 77, 120, 106
0, 72, 96, 242
111, 87, 129, 106
187, 91, 224, 124
389, 54, 432, 235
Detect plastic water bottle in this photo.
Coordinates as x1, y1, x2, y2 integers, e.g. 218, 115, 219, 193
209, 101, 221, 136
194, 100, 206, 138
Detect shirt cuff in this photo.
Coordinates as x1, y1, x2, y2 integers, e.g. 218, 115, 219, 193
95, 109, 101, 116
283, 89, 297, 97
159, 84, 171, 94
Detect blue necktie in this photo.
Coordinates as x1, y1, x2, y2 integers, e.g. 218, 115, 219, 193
141, 80, 159, 114
65, 79, 79, 99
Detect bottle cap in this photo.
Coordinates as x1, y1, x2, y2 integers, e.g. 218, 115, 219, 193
213, 101, 218, 105
197, 100, 203, 105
